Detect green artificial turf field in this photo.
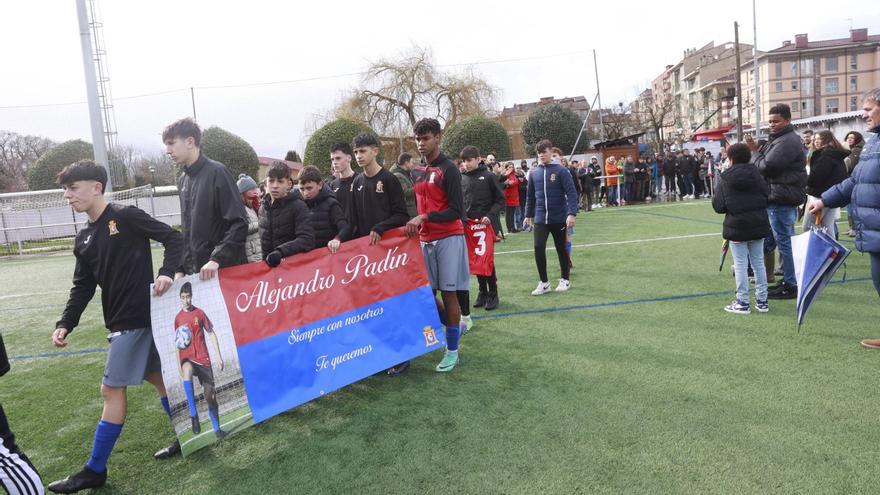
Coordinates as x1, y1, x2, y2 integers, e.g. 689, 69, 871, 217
2, 199, 878, 494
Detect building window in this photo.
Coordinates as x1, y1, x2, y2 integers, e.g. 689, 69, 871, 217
851, 96, 859, 111
801, 59, 814, 76
851, 54, 858, 70
791, 62, 798, 76
825, 56, 838, 72
851, 76, 858, 92
825, 78, 839, 94
775, 62, 782, 78
775, 82, 783, 92
791, 80, 798, 91
826, 98, 839, 113
792, 101, 799, 113
802, 102, 807, 110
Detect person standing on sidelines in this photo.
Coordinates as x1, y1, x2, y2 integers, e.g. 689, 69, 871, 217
502, 162, 520, 234
328, 143, 358, 214
525, 140, 578, 295
408, 118, 469, 372
460, 145, 505, 311
391, 153, 418, 219
1, 334, 44, 495
48, 161, 183, 492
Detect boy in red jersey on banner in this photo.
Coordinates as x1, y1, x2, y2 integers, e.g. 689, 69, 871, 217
174, 282, 228, 439
460, 145, 505, 310
407, 118, 470, 372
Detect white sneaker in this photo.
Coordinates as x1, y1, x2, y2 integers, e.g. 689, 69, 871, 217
555, 279, 571, 292
531, 281, 551, 296
460, 314, 473, 334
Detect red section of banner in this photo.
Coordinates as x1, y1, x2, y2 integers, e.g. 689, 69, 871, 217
218, 228, 430, 347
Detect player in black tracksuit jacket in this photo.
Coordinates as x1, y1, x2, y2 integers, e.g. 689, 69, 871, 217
259, 162, 315, 267
462, 159, 505, 309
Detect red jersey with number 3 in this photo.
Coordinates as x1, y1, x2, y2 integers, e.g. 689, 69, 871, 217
174, 307, 214, 367
465, 219, 495, 276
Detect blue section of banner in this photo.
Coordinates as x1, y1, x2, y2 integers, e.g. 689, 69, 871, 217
236, 285, 445, 422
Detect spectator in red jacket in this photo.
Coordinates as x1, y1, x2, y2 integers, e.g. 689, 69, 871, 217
503, 162, 520, 234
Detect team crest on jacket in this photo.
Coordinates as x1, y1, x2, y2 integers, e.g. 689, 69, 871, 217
376, 180, 384, 193
550, 173, 557, 182
423, 325, 439, 346
108, 220, 119, 236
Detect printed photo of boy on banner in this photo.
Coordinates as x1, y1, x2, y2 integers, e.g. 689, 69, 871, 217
151, 228, 444, 456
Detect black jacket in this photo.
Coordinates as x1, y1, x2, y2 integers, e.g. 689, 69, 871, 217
677, 155, 697, 176
296, 184, 347, 248
462, 163, 505, 219
57, 204, 183, 332
178, 154, 248, 272
663, 157, 677, 176
754, 125, 808, 206
342, 168, 409, 240
259, 193, 315, 258
712, 164, 771, 241
806, 148, 849, 197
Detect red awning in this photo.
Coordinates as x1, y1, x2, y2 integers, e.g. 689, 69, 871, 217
692, 126, 734, 141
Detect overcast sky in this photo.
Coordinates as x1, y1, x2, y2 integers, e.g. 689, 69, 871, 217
1, 1, 877, 159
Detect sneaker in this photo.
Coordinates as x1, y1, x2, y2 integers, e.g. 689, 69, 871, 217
473, 291, 487, 308
847, 229, 856, 237
485, 291, 499, 311
153, 439, 181, 460
531, 281, 551, 296
216, 429, 229, 440
460, 314, 473, 334
48, 466, 107, 493
767, 283, 797, 300
435, 350, 459, 372
555, 279, 571, 292
755, 300, 769, 312
191, 415, 201, 435
724, 300, 751, 314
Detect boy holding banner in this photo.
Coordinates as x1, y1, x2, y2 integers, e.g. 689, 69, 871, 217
258, 161, 315, 267
48, 161, 183, 493
408, 118, 470, 373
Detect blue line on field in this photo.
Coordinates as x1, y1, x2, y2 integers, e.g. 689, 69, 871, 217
12, 278, 871, 362
617, 208, 721, 226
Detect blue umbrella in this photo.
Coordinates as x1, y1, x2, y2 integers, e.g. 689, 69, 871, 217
791, 216, 851, 329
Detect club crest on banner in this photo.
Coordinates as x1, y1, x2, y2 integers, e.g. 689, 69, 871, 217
423, 325, 439, 346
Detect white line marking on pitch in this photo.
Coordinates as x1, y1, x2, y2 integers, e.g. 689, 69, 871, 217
0, 290, 71, 300
495, 232, 722, 256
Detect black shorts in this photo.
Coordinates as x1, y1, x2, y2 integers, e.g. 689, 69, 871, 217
185, 360, 215, 387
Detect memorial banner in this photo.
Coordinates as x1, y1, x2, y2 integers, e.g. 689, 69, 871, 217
150, 228, 444, 455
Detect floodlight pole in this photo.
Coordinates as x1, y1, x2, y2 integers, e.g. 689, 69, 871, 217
752, 0, 761, 139
76, 0, 112, 192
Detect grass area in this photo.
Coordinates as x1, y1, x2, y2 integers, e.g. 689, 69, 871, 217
2, 199, 879, 494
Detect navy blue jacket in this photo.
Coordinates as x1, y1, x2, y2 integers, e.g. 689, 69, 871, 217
525, 163, 578, 224
822, 127, 880, 253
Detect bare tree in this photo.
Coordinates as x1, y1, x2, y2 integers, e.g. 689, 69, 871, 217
0, 131, 55, 192
631, 94, 679, 152
333, 45, 499, 135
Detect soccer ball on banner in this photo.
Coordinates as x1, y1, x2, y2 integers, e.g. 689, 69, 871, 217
174, 325, 192, 350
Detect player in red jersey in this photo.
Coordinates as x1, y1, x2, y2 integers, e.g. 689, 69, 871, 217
174, 282, 227, 439
407, 118, 470, 372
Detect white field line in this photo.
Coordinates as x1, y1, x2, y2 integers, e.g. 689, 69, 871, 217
0, 290, 71, 300
496, 232, 722, 256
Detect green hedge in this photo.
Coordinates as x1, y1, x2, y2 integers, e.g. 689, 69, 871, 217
303, 119, 383, 178
521, 104, 588, 157
200, 126, 259, 180
28, 139, 94, 191
440, 117, 511, 161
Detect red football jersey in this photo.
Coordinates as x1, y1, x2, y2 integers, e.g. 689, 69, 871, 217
174, 307, 214, 367
465, 219, 495, 276
413, 160, 465, 242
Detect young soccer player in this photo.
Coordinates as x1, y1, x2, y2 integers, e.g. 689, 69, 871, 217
339, 133, 409, 375
328, 142, 358, 214
712, 143, 771, 313
296, 165, 347, 253
460, 145, 505, 310
525, 140, 578, 295
408, 118, 470, 372
1, 335, 44, 495
259, 162, 315, 266
174, 282, 229, 438
48, 161, 183, 493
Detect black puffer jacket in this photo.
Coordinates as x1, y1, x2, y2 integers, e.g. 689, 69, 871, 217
259, 193, 315, 258
296, 184, 347, 248
663, 157, 677, 176
806, 148, 849, 197
754, 125, 807, 206
712, 163, 771, 241
462, 163, 505, 219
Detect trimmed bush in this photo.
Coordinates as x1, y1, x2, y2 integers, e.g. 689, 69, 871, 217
440, 117, 511, 161
521, 104, 588, 156
28, 139, 94, 191
200, 126, 259, 180
284, 150, 302, 163
303, 119, 383, 178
